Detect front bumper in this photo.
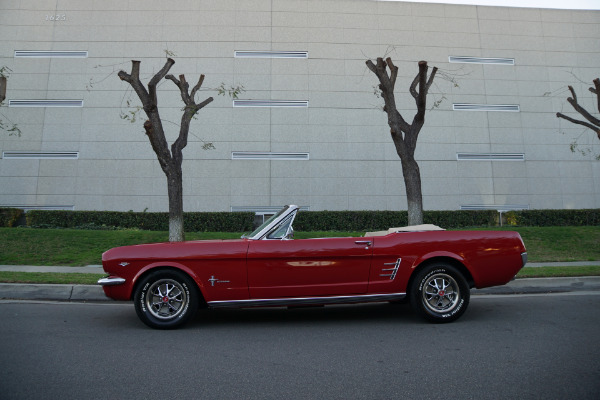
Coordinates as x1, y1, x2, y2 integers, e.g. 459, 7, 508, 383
98, 276, 126, 286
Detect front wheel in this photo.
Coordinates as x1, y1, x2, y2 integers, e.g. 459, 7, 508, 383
134, 269, 199, 329
409, 263, 470, 323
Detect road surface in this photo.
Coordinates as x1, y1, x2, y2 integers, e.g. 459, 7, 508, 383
1, 292, 599, 399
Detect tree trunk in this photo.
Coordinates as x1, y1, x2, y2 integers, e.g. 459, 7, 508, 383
401, 156, 424, 225
366, 58, 436, 227
166, 168, 184, 242
118, 59, 213, 242
0, 76, 6, 103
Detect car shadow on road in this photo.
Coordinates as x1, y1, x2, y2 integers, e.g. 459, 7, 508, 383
189, 301, 423, 328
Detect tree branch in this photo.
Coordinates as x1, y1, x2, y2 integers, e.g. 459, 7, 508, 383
557, 112, 600, 140
366, 57, 411, 134
385, 57, 398, 89
592, 78, 600, 114
409, 74, 419, 100
118, 60, 150, 109
190, 74, 205, 100
197, 96, 214, 110
148, 58, 175, 107
566, 96, 600, 128
426, 66, 438, 92
568, 85, 577, 103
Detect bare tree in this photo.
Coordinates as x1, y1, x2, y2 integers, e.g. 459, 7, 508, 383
0, 66, 21, 136
118, 58, 213, 242
366, 58, 437, 225
556, 78, 600, 142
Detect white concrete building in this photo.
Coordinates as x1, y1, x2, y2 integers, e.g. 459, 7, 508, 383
1, 0, 599, 214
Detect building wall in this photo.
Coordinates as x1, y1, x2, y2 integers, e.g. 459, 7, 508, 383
0, 0, 599, 213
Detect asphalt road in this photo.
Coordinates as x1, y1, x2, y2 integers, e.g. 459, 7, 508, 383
1, 293, 599, 400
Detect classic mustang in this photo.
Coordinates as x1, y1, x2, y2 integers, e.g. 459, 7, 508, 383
99, 205, 527, 329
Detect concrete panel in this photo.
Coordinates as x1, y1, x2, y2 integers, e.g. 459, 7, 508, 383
0, 177, 38, 195
422, 177, 460, 196
0, 159, 41, 177
37, 176, 77, 194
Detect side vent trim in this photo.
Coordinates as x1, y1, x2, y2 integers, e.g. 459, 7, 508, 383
14, 50, 88, 58
2, 151, 79, 160
8, 100, 84, 108
449, 56, 514, 65
457, 153, 525, 161
0, 205, 75, 211
232, 152, 309, 160
234, 51, 308, 59
460, 204, 530, 211
453, 104, 520, 112
233, 100, 308, 108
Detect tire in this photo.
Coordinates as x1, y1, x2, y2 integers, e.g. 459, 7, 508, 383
134, 269, 199, 329
409, 263, 470, 323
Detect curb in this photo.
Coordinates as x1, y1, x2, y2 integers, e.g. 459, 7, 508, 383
0, 283, 108, 302
1, 277, 599, 302
472, 276, 600, 295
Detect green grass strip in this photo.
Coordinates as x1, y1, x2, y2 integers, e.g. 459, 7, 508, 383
0, 271, 104, 285
517, 266, 600, 278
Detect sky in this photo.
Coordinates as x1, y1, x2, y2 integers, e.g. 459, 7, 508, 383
378, 0, 600, 10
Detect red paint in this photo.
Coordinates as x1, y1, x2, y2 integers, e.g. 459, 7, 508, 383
101, 230, 526, 302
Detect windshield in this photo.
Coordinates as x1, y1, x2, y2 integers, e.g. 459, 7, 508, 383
245, 206, 290, 238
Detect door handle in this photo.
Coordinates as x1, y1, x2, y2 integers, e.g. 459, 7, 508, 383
355, 240, 372, 248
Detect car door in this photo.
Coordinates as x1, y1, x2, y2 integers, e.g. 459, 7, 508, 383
247, 237, 373, 298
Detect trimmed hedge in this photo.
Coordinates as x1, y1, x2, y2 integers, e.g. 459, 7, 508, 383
0, 208, 23, 227
294, 210, 498, 231
505, 209, 600, 227
16, 208, 600, 231
26, 210, 254, 232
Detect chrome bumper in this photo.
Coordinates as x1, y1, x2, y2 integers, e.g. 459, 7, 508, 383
98, 276, 126, 286
521, 252, 528, 267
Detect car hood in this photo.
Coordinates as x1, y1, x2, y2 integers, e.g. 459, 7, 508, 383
102, 238, 250, 262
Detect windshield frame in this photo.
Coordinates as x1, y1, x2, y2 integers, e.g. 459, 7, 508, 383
243, 205, 299, 240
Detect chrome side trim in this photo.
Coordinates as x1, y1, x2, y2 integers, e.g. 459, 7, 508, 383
207, 293, 406, 309
98, 276, 126, 286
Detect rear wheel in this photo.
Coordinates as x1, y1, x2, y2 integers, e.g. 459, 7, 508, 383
134, 269, 199, 329
409, 263, 469, 323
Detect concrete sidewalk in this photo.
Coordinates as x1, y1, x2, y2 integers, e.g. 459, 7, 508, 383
0, 265, 104, 273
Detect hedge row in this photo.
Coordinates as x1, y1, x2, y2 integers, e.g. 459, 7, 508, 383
504, 209, 600, 227
0, 208, 23, 227
294, 210, 498, 231
25, 210, 254, 232
12, 208, 600, 231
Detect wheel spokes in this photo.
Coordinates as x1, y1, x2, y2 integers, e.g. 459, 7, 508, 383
145, 279, 188, 319
422, 273, 460, 313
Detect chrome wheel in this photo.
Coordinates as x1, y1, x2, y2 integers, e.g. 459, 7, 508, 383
422, 273, 460, 313
409, 263, 470, 323
145, 278, 188, 320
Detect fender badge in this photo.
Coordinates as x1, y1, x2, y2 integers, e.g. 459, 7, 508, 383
119, 262, 129, 267
208, 275, 230, 286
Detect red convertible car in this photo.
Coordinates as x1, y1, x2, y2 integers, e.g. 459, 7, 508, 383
99, 205, 527, 329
